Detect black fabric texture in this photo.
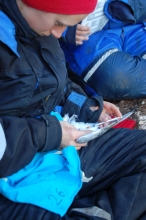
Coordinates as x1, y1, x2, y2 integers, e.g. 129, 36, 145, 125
65, 78, 88, 99
0, 115, 61, 177
107, 1, 135, 24
62, 99, 82, 118
59, 25, 77, 45
40, 115, 62, 152
66, 25, 77, 46
0, 116, 46, 177
79, 96, 103, 123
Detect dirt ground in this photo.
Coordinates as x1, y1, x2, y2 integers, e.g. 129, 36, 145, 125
112, 98, 146, 130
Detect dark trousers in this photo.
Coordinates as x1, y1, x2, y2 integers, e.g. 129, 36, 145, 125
1, 128, 146, 220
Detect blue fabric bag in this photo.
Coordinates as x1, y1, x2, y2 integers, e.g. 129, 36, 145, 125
0, 112, 83, 216
0, 146, 82, 216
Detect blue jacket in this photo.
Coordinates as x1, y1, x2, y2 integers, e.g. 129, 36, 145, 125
60, 0, 146, 86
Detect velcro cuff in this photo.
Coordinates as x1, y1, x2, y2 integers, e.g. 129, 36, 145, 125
62, 92, 87, 118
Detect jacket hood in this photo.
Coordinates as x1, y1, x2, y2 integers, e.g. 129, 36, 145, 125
0, 0, 38, 44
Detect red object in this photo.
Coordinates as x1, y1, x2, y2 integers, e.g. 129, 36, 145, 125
113, 119, 136, 129
22, 0, 97, 14
110, 115, 136, 129
109, 114, 136, 129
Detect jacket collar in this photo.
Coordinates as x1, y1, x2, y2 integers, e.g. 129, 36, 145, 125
0, 11, 19, 56
0, 0, 38, 44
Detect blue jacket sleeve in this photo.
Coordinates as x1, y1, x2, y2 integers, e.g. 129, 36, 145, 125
105, 1, 135, 24
61, 79, 103, 123
105, 0, 146, 24
59, 25, 77, 45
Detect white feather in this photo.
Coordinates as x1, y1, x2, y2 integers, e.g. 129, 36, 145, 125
63, 114, 99, 131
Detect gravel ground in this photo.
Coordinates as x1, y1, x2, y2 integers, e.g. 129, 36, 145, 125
112, 98, 146, 130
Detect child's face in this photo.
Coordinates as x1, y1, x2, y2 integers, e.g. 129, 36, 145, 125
17, 0, 88, 38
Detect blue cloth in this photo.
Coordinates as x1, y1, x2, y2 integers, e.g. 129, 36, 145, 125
68, 91, 86, 109
0, 146, 82, 217
0, 11, 19, 57
50, 110, 63, 121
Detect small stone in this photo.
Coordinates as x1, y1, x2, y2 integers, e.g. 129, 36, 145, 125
140, 125, 146, 130
139, 121, 144, 125
139, 116, 146, 120
139, 116, 144, 120
142, 101, 145, 105
136, 111, 140, 116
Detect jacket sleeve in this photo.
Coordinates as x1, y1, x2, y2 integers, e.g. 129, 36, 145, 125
59, 25, 77, 45
104, 1, 146, 24
0, 115, 62, 178
61, 78, 103, 123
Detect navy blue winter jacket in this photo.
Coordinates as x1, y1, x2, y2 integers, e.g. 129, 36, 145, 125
0, 0, 103, 177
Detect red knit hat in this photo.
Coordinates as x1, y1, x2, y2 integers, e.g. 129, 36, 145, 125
22, 0, 97, 15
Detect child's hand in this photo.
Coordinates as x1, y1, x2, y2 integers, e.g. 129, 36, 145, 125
76, 24, 91, 45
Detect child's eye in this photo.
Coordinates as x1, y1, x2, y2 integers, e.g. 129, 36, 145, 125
55, 21, 64, 27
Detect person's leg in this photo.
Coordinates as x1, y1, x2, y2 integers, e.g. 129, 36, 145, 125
1, 128, 146, 220
82, 50, 146, 100
0, 193, 105, 220
78, 128, 146, 195
94, 172, 146, 220
0, 194, 61, 220
68, 23, 146, 100
78, 128, 146, 219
